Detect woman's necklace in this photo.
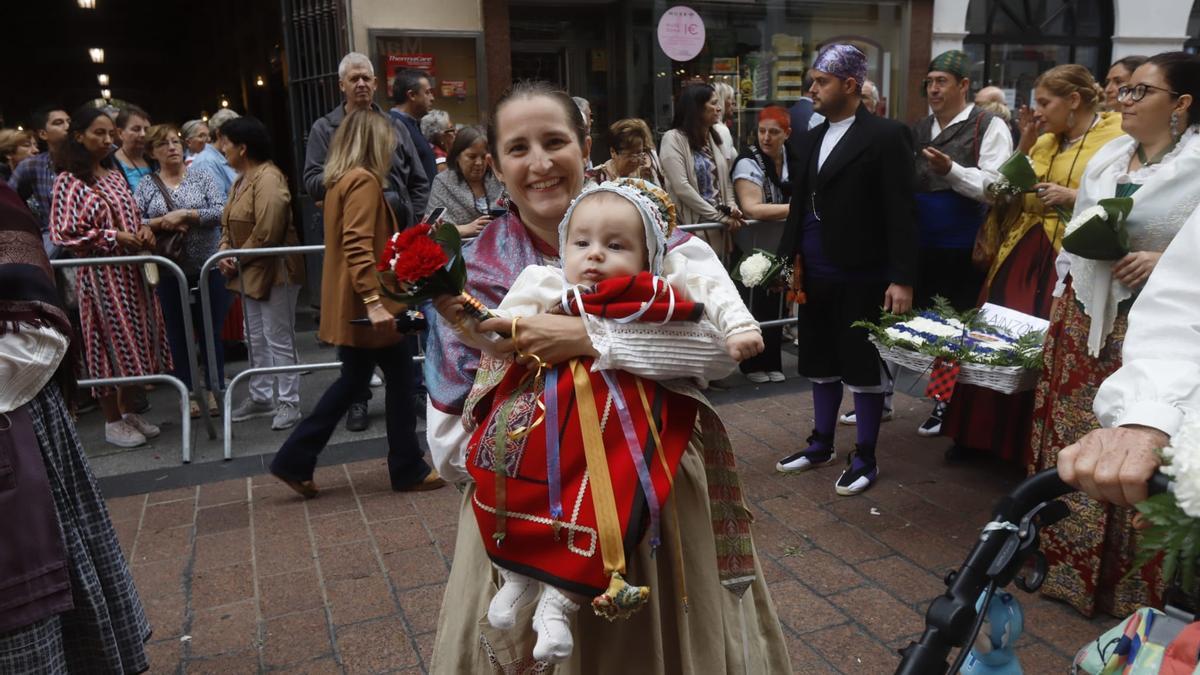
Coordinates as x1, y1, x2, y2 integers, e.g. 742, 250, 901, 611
1135, 139, 1179, 167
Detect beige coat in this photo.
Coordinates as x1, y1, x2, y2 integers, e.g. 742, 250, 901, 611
659, 128, 736, 252
317, 168, 405, 349
218, 161, 304, 300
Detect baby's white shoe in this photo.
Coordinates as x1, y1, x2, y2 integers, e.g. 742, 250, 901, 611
487, 568, 539, 629
532, 586, 580, 663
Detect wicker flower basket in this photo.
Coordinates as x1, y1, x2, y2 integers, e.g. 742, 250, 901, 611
868, 337, 1040, 395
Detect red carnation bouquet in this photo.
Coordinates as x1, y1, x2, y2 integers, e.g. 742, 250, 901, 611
376, 220, 493, 320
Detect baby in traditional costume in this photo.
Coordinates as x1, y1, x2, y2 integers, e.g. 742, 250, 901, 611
448, 179, 761, 663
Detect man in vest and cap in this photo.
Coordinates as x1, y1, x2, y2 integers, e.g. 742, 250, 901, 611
909, 49, 1014, 437
775, 43, 918, 496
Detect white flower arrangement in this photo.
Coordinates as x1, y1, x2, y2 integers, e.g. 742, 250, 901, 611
1160, 415, 1200, 518
1133, 413, 1200, 593
1063, 205, 1109, 238
738, 253, 774, 287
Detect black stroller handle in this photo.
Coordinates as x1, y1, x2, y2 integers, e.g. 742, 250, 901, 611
895, 467, 1169, 675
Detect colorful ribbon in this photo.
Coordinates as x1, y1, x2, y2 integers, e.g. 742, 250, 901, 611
545, 367, 563, 522
570, 359, 626, 578
601, 369, 662, 550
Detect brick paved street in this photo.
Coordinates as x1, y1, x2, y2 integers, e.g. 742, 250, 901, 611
107, 387, 1115, 674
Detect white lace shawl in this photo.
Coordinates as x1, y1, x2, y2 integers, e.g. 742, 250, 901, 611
0, 323, 69, 413
1062, 126, 1200, 356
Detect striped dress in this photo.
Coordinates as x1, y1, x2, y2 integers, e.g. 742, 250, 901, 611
50, 170, 171, 394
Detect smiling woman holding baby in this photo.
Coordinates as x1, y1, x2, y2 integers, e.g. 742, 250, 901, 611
424, 81, 789, 673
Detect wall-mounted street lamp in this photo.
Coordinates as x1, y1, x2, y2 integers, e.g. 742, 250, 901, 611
101, 88, 112, 100
97, 73, 109, 86
89, 48, 105, 63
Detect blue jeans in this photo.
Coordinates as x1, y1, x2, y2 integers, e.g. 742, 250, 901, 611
156, 272, 230, 391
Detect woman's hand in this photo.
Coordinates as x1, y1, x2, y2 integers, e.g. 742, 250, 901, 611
432, 293, 468, 326
115, 231, 141, 250
726, 332, 764, 361
477, 314, 598, 366
456, 216, 491, 239
1017, 105, 1043, 154
1033, 182, 1076, 207
1113, 251, 1162, 288
162, 209, 192, 232
365, 301, 397, 334
218, 257, 238, 278
1057, 425, 1167, 506
135, 226, 156, 249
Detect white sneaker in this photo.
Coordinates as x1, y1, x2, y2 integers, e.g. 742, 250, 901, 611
231, 398, 275, 422
838, 408, 895, 425
532, 586, 580, 663
745, 372, 770, 384
917, 403, 946, 437
105, 420, 147, 448
272, 403, 302, 430
766, 371, 786, 382
488, 568, 540, 629
122, 413, 160, 439
369, 373, 384, 387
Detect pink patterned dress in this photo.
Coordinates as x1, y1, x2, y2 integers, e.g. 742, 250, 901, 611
50, 169, 171, 395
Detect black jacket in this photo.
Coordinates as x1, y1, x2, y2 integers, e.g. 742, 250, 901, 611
780, 104, 919, 286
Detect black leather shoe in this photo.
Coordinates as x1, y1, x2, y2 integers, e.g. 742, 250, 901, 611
345, 401, 369, 432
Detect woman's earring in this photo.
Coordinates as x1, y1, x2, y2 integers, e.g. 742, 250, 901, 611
1067, 110, 1076, 131
1171, 110, 1182, 141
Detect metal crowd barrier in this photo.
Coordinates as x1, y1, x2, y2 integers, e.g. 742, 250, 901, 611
198, 245, 330, 460
52, 254, 216, 463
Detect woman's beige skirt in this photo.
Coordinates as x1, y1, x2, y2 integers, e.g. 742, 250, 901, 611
429, 437, 792, 674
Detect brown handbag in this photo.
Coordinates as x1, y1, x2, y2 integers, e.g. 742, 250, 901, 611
149, 174, 186, 261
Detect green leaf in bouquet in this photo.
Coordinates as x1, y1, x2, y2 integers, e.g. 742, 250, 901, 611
1061, 197, 1134, 261
996, 151, 1038, 191
433, 221, 469, 291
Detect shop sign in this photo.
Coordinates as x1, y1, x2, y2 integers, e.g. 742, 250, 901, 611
440, 80, 468, 101
386, 53, 436, 98
657, 5, 705, 62
712, 57, 737, 75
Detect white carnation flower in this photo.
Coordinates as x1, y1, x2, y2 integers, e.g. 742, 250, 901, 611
1163, 414, 1200, 518
1064, 205, 1109, 237
739, 253, 772, 287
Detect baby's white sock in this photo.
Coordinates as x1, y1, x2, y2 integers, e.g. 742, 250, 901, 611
487, 567, 539, 629
532, 586, 581, 663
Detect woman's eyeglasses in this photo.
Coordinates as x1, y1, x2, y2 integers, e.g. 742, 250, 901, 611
619, 149, 648, 159
1117, 83, 1180, 102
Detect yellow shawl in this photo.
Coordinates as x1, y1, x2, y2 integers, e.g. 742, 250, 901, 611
981, 112, 1125, 286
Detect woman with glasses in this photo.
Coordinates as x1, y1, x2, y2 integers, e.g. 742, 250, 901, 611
585, 118, 666, 186
1030, 52, 1200, 619
420, 109, 456, 173
1102, 56, 1148, 112
426, 125, 504, 237
941, 65, 1123, 466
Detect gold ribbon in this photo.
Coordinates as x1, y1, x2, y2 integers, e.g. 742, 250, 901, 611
570, 358, 626, 577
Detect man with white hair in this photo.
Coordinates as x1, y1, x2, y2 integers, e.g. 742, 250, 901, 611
190, 108, 240, 195
861, 79, 880, 114
301, 51, 430, 433
303, 52, 429, 227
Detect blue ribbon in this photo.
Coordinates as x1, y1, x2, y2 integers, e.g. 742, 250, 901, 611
545, 367, 563, 521
601, 370, 662, 550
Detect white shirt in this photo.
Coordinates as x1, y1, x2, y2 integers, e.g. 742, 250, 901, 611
0, 323, 69, 414
935, 104, 1014, 202
818, 115, 856, 171
1094, 202, 1200, 438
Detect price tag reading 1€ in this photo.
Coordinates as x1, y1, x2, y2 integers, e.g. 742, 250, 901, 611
657, 5, 705, 62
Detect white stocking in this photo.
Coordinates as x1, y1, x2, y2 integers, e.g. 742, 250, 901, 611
487, 567, 539, 629
532, 585, 581, 663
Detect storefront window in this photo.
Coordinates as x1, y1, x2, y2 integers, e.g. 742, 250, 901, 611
965, 0, 1112, 110
369, 31, 487, 128
628, 0, 909, 148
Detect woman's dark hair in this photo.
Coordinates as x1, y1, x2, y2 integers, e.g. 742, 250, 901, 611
1145, 52, 1200, 126
486, 80, 587, 160
1111, 55, 1149, 76
219, 117, 273, 163
671, 84, 721, 150
115, 104, 150, 130
447, 125, 488, 182
54, 105, 114, 182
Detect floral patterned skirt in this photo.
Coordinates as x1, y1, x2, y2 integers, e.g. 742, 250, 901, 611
1030, 283, 1164, 618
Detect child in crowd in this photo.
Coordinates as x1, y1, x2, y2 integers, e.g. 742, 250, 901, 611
443, 179, 761, 663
